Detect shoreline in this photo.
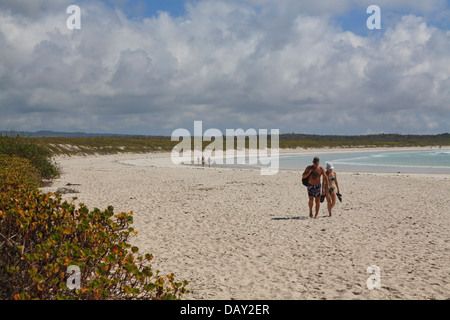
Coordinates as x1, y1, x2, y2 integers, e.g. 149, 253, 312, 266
72, 146, 450, 177
278, 145, 448, 154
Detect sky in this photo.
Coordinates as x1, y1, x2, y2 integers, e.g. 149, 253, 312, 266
0, 0, 449, 136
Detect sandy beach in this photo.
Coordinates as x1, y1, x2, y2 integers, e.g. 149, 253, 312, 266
41, 148, 450, 300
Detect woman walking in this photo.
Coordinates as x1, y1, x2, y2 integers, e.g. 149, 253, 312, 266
325, 162, 340, 217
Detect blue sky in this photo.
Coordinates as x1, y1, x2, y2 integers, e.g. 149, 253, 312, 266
104, 0, 190, 18
0, 0, 449, 135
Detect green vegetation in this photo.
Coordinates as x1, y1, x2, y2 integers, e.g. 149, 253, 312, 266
278, 133, 450, 148
0, 135, 59, 180
2, 131, 450, 157
33, 136, 178, 155
23, 133, 450, 157
0, 137, 189, 300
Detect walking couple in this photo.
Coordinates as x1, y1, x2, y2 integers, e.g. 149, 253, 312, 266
302, 156, 341, 218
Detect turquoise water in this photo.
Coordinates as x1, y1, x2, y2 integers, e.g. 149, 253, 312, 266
278, 149, 450, 174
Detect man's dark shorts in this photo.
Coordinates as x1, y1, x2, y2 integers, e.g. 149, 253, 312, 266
307, 183, 321, 198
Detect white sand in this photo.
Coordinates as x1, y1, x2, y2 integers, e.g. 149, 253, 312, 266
41, 148, 450, 300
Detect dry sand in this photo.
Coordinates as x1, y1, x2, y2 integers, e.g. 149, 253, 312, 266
41, 148, 450, 300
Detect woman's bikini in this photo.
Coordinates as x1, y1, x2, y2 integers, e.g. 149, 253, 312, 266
327, 172, 336, 193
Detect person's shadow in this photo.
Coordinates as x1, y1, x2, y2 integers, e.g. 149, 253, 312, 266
271, 216, 310, 221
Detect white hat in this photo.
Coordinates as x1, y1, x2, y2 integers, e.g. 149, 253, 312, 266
326, 162, 334, 170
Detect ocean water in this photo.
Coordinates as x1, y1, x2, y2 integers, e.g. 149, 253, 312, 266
277, 149, 450, 174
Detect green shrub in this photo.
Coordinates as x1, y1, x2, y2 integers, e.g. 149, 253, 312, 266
0, 155, 189, 300
0, 155, 41, 192
0, 134, 59, 180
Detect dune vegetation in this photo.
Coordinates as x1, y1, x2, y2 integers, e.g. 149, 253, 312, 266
5, 133, 448, 157
0, 135, 189, 300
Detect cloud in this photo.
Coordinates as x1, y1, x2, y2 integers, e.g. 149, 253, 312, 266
238, 0, 447, 16
0, 0, 73, 20
0, 0, 449, 135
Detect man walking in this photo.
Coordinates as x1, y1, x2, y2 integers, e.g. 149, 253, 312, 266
302, 156, 327, 219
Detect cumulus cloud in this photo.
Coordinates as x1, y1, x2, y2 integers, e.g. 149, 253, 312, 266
0, 0, 73, 20
0, 0, 449, 135
238, 0, 447, 17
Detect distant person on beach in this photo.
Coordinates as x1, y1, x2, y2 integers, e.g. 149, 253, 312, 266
302, 156, 327, 219
325, 162, 340, 217
202, 156, 205, 167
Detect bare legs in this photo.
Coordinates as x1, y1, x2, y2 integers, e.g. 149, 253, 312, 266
309, 196, 321, 219
308, 191, 337, 218
326, 190, 337, 216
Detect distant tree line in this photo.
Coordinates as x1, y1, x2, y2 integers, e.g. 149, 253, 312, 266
278, 133, 450, 143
